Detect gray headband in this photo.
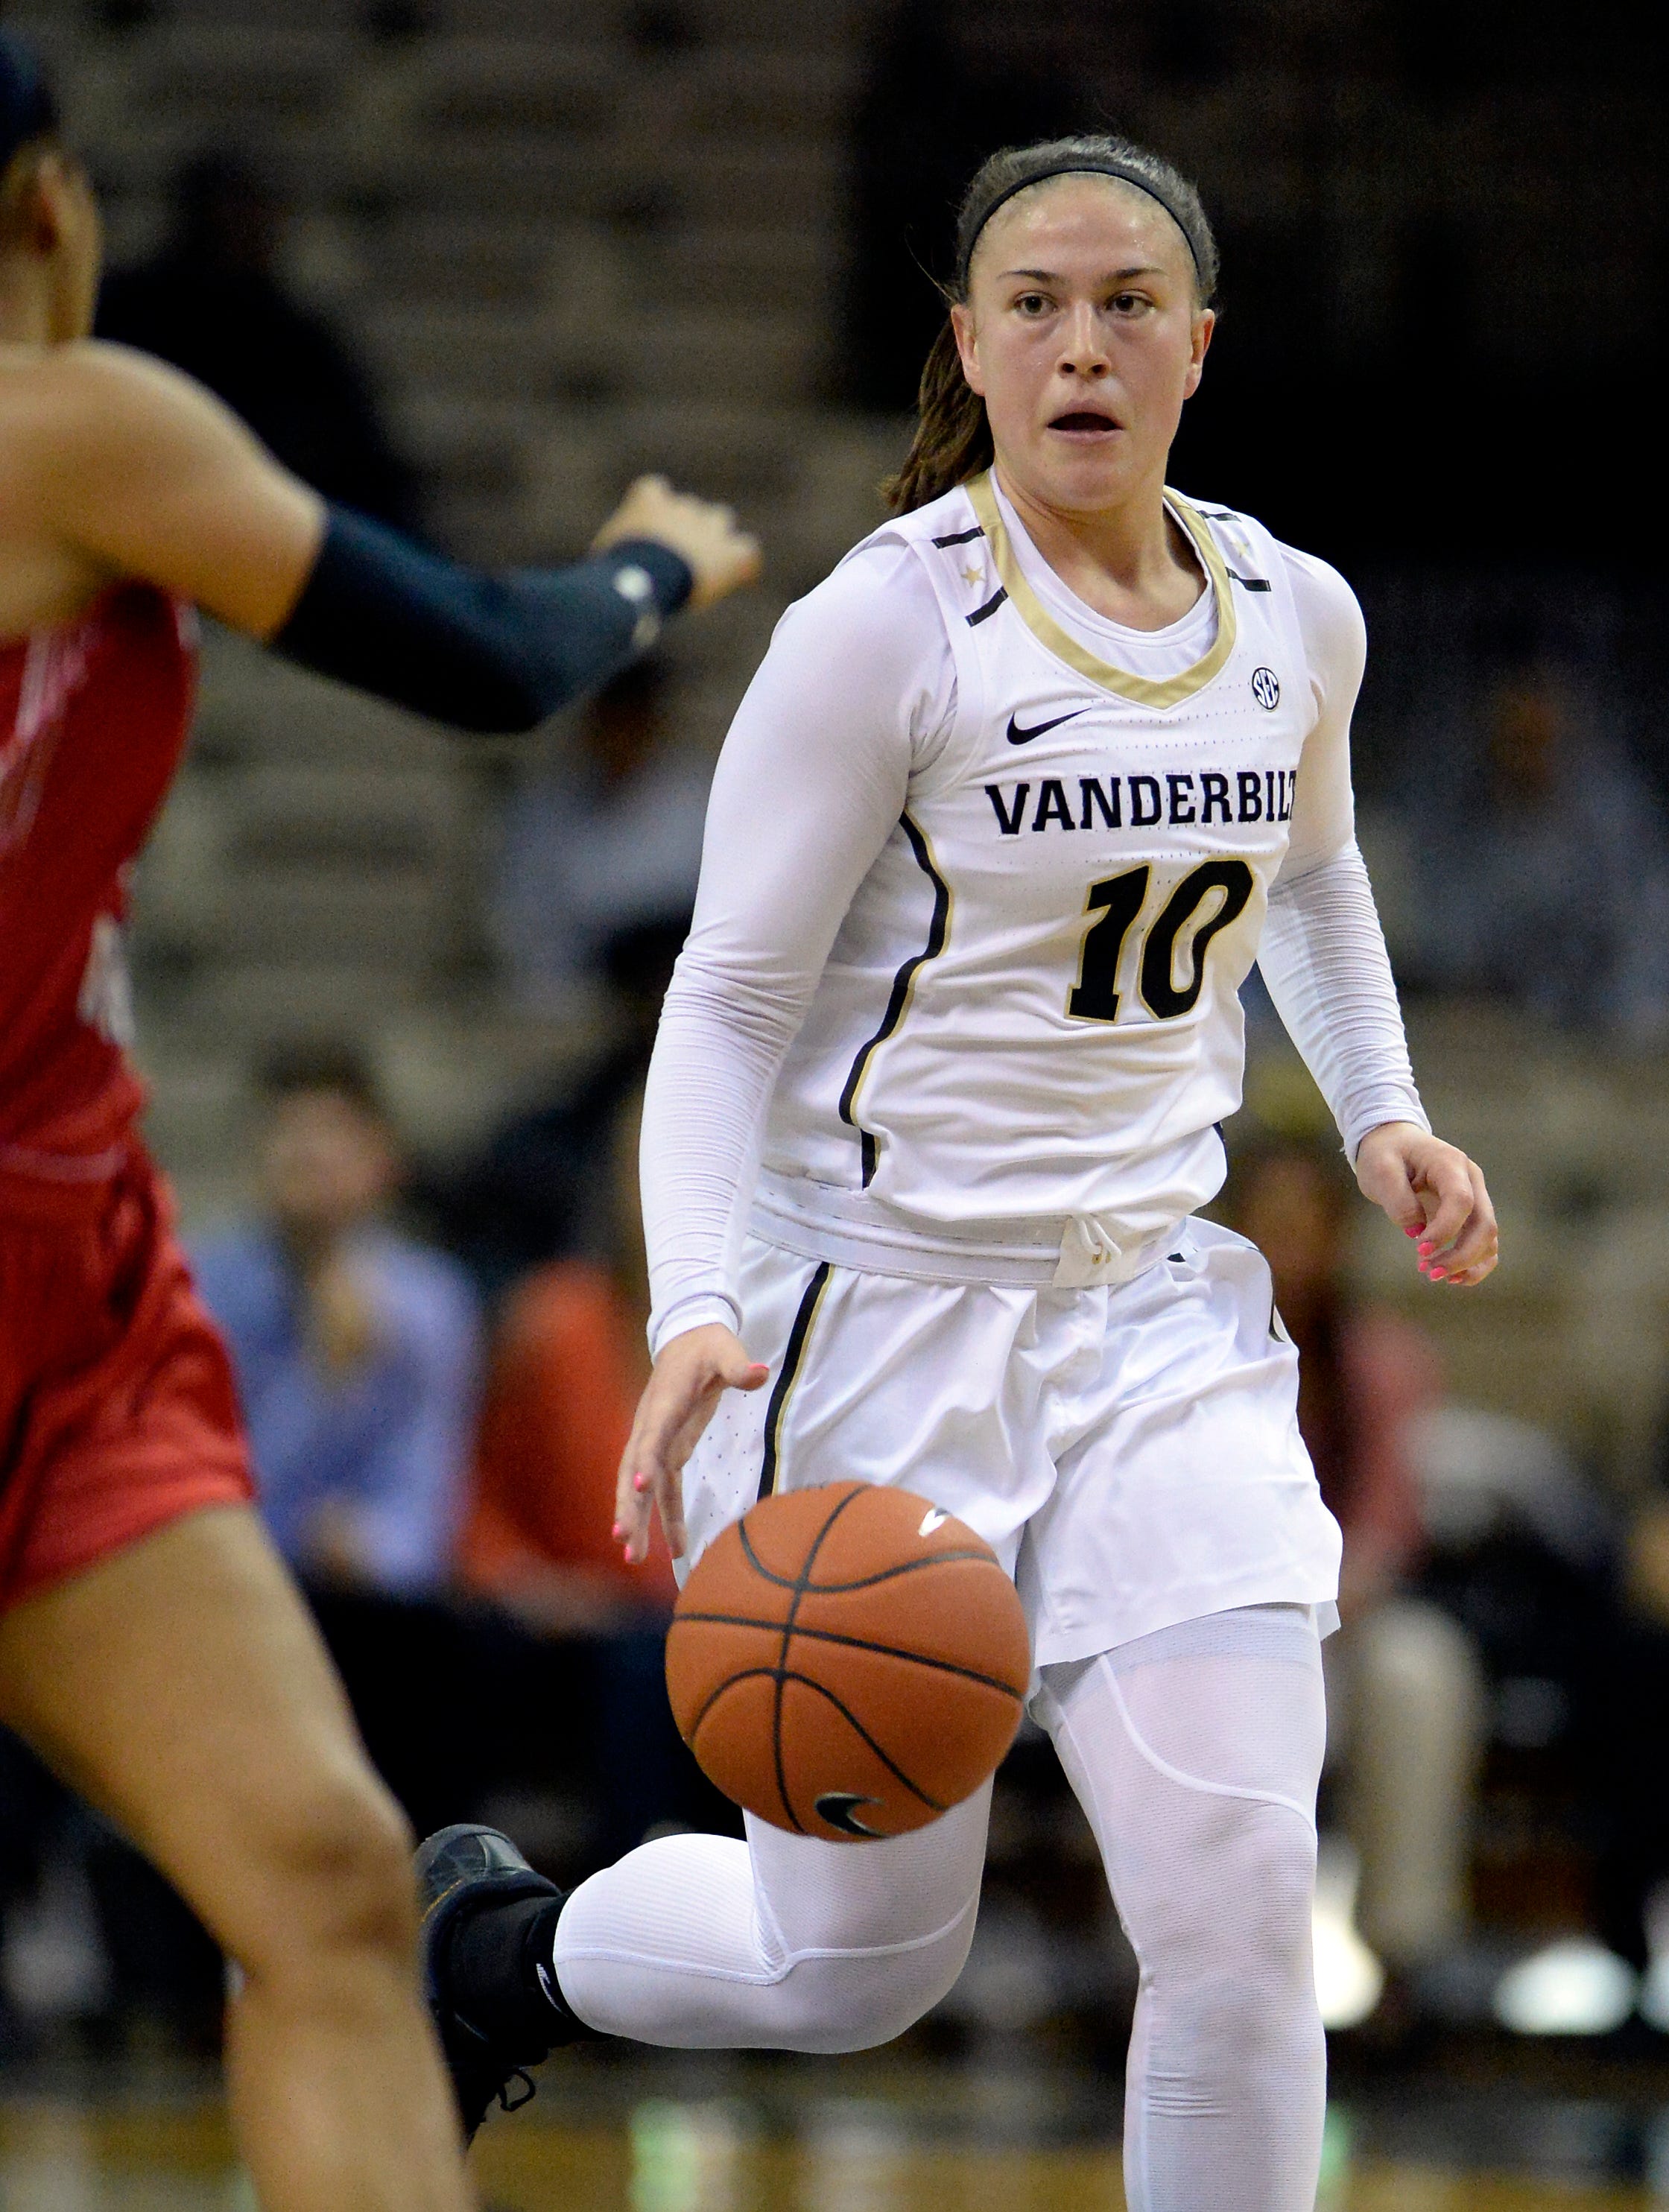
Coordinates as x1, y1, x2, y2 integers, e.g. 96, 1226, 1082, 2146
957, 159, 1203, 292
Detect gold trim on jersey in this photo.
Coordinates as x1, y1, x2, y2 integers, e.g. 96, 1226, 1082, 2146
963, 472, 1237, 709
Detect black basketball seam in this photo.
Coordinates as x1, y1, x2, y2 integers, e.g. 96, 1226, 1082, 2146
736, 1524, 1004, 1594
688, 1666, 950, 1816
771, 1486, 870, 1834
671, 1613, 1024, 1700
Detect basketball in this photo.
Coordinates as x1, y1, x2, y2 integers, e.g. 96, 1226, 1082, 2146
665, 1481, 1030, 1842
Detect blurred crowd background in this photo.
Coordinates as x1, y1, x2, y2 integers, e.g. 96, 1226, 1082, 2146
1, 0, 1667, 2089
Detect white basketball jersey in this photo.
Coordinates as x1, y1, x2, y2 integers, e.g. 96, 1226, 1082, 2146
758, 472, 1312, 1263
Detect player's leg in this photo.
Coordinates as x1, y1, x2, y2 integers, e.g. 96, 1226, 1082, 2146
420, 1243, 1046, 2111
526, 1247, 1044, 2056
552, 1780, 990, 2048
1035, 1609, 1328, 2212
0, 1504, 472, 2212
422, 1779, 990, 2114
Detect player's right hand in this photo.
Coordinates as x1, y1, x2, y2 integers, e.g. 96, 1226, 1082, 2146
592, 475, 761, 609
615, 1323, 769, 1564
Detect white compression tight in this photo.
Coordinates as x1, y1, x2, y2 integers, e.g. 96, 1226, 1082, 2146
552, 1604, 1328, 2212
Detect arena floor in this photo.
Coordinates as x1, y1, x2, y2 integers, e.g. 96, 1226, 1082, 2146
4, 2050, 1669, 2211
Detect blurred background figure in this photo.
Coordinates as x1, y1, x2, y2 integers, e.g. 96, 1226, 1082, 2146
1223, 1133, 1486, 1994
1408, 625, 1669, 1038
191, 1045, 484, 1837
98, 150, 423, 533
460, 1084, 706, 1866
490, 656, 709, 1009
191, 1043, 481, 1602
422, 920, 694, 1296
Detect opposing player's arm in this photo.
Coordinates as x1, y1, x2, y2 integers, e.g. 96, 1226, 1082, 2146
3, 341, 759, 729
4, 341, 325, 634
1261, 544, 1498, 1287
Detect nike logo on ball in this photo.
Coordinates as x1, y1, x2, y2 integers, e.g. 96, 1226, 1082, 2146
919, 1508, 949, 1536
816, 1792, 884, 1837
1007, 709, 1086, 745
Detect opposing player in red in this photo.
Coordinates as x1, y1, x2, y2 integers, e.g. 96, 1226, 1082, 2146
0, 36, 756, 2212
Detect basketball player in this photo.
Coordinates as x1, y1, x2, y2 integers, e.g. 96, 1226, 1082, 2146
422, 137, 1496, 2207
0, 33, 754, 2212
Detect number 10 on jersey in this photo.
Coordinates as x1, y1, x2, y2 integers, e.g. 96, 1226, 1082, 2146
1068, 861, 1254, 1024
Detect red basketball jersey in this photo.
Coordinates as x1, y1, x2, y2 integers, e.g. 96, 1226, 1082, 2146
0, 584, 196, 1181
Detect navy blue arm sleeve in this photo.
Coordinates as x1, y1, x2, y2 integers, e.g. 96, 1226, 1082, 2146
270, 506, 694, 734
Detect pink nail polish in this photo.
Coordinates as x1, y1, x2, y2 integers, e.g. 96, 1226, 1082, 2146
1404, 1225, 1420, 1237
634, 1473, 649, 1492
1418, 1241, 1435, 1257
1429, 1265, 1447, 1281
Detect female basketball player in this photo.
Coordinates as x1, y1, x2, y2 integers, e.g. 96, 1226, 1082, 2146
423, 136, 1496, 2208
0, 32, 754, 2212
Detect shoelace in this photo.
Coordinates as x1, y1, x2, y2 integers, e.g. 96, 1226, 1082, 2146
498, 2068, 536, 2114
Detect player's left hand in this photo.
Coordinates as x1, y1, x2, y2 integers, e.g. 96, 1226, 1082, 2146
1353, 1121, 1497, 1286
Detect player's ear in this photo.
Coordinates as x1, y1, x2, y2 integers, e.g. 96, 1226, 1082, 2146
6, 149, 67, 257
950, 302, 985, 397
1183, 305, 1215, 400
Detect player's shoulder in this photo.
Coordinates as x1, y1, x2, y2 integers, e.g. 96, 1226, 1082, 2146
0, 339, 206, 484
0, 337, 177, 421
771, 487, 964, 656
1179, 492, 1365, 667
1186, 493, 1359, 614
853, 480, 983, 551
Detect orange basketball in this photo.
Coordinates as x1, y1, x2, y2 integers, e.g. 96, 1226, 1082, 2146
665, 1482, 1030, 1842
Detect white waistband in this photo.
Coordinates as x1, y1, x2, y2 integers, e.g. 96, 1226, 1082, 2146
750, 1168, 1183, 1290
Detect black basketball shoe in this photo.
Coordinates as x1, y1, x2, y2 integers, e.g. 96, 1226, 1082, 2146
416, 1823, 598, 2140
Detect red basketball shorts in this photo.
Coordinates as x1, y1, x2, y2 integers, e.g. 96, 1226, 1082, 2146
0, 1148, 253, 1613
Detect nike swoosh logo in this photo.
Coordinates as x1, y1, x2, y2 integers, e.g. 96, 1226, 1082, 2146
919, 1507, 949, 1536
1007, 709, 1086, 745
815, 1791, 884, 1838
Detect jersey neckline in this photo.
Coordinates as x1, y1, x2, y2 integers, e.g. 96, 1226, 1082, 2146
964, 472, 1238, 709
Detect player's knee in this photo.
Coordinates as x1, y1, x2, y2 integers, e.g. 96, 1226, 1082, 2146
235, 1764, 417, 1983
781, 1896, 978, 2053
1145, 1807, 1317, 2040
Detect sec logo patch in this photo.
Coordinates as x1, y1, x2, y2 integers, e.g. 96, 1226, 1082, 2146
1251, 667, 1281, 711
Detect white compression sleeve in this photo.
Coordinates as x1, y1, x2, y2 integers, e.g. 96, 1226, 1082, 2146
1259, 846, 1427, 1159
551, 1787, 989, 2050
1033, 1609, 1328, 2212
642, 545, 954, 1351
1257, 543, 1426, 1158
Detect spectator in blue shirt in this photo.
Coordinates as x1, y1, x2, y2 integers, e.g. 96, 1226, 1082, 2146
191, 1046, 484, 1835
192, 1045, 481, 1598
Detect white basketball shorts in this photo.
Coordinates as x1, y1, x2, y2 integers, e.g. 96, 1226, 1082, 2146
680, 1217, 1343, 1667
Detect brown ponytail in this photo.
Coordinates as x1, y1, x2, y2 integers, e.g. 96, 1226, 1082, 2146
884, 316, 992, 516
882, 131, 1217, 519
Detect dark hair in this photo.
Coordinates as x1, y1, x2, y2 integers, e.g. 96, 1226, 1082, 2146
886, 133, 1217, 517
0, 33, 58, 180
258, 1042, 388, 1124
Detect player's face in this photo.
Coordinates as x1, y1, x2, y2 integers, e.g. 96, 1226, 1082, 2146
951, 177, 1212, 519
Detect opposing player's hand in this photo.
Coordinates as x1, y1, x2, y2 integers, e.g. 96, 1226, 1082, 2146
1354, 1121, 1498, 1287
592, 475, 761, 609
615, 1323, 770, 1563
